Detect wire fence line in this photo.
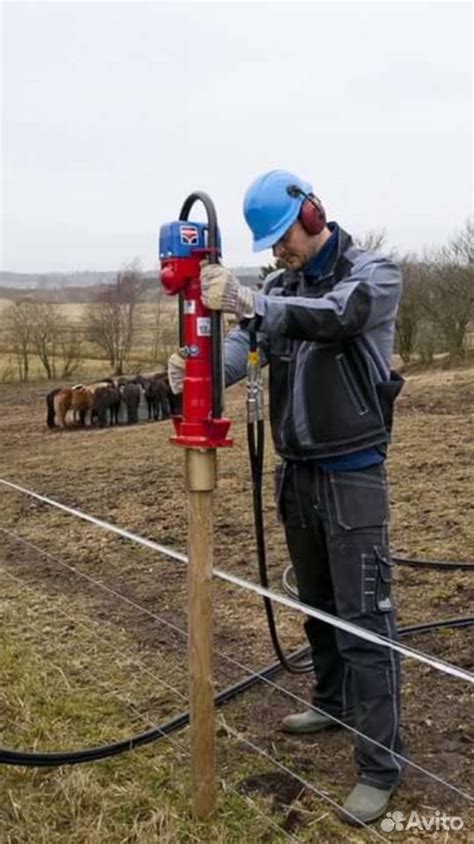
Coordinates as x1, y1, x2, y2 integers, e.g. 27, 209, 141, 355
0, 562, 388, 838
1, 477, 472, 686
0, 567, 304, 844
2, 526, 473, 805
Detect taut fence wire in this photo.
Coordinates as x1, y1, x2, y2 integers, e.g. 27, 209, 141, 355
0, 563, 387, 839
1, 478, 472, 685
1, 521, 473, 803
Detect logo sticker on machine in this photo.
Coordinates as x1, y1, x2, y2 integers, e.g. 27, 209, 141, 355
197, 317, 211, 336
180, 225, 199, 245
183, 300, 196, 314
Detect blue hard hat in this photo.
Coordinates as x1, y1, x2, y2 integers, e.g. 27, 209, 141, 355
243, 169, 314, 252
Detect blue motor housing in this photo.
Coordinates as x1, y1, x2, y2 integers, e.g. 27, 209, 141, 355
159, 220, 222, 259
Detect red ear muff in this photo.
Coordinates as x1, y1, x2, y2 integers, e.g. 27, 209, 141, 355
299, 195, 326, 235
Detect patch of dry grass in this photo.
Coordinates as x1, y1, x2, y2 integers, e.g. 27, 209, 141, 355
0, 573, 295, 844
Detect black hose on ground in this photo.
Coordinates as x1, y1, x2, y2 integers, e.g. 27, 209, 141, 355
393, 556, 474, 571
0, 644, 311, 767
4, 609, 471, 768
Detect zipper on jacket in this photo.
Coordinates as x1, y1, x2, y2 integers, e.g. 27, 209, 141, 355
282, 346, 298, 452
336, 353, 368, 416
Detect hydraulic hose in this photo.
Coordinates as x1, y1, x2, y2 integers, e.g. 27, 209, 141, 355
247, 327, 313, 674
2, 608, 471, 768
0, 644, 310, 767
393, 556, 474, 571
247, 420, 313, 674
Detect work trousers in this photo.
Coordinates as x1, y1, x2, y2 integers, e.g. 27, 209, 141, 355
277, 460, 405, 788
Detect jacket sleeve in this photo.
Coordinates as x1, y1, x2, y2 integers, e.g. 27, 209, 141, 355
224, 323, 269, 387
254, 258, 402, 342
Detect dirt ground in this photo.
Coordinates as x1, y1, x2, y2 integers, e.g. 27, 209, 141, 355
0, 366, 473, 842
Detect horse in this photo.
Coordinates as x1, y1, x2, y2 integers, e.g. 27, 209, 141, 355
46, 388, 62, 428
144, 376, 170, 421
50, 387, 94, 428
92, 384, 121, 427
120, 381, 141, 424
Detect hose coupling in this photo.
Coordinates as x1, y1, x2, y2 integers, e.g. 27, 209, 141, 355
247, 350, 264, 423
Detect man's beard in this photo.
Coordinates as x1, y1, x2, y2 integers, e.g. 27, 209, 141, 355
281, 254, 304, 270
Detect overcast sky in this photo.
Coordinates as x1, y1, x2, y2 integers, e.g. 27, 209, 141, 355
1, 1, 472, 273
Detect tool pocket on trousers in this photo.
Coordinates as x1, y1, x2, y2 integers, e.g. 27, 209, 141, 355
375, 546, 394, 612
329, 467, 389, 532
362, 546, 394, 613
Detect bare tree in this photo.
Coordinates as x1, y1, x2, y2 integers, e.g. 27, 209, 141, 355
1, 300, 36, 381
448, 218, 473, 266
149, 288, 181, 365
151, 289, 165, 362
86, 261, 143, 375
395, 258, 424, 364
30, 303, 61, 379
420, 220, 474, 362
58, 327, 82, 378
416, 319, 438, 366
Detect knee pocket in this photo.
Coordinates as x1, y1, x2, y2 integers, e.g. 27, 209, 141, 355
353, 667, 393, 699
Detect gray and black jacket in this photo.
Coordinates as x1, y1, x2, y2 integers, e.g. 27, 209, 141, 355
224, 224, 403, 461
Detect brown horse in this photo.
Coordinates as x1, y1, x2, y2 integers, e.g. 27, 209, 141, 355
52, 387, 94, 428
46, 381, 113, 428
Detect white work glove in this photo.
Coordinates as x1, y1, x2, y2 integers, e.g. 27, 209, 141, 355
167, 350, 185, 395
200, 263, 255, 319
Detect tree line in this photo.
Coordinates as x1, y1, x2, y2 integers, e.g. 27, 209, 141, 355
1, 220, 472, 382
0, 262, 179, 382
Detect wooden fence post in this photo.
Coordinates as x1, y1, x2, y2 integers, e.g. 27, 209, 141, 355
185, 447, 217, 819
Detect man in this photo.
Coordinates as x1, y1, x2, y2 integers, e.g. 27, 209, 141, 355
168, 169, 405, 825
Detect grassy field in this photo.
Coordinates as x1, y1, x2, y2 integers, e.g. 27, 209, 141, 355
0, 366, 473, 842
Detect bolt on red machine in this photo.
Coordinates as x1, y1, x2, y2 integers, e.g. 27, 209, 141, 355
159, 192, 232, 449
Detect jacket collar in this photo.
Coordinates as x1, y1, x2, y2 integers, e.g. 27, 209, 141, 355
280, 222, 353, 292
306, 222, 353, 283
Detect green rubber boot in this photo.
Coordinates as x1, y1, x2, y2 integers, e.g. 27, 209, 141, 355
281, 708, 338, 734
338, 782, 395, 826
